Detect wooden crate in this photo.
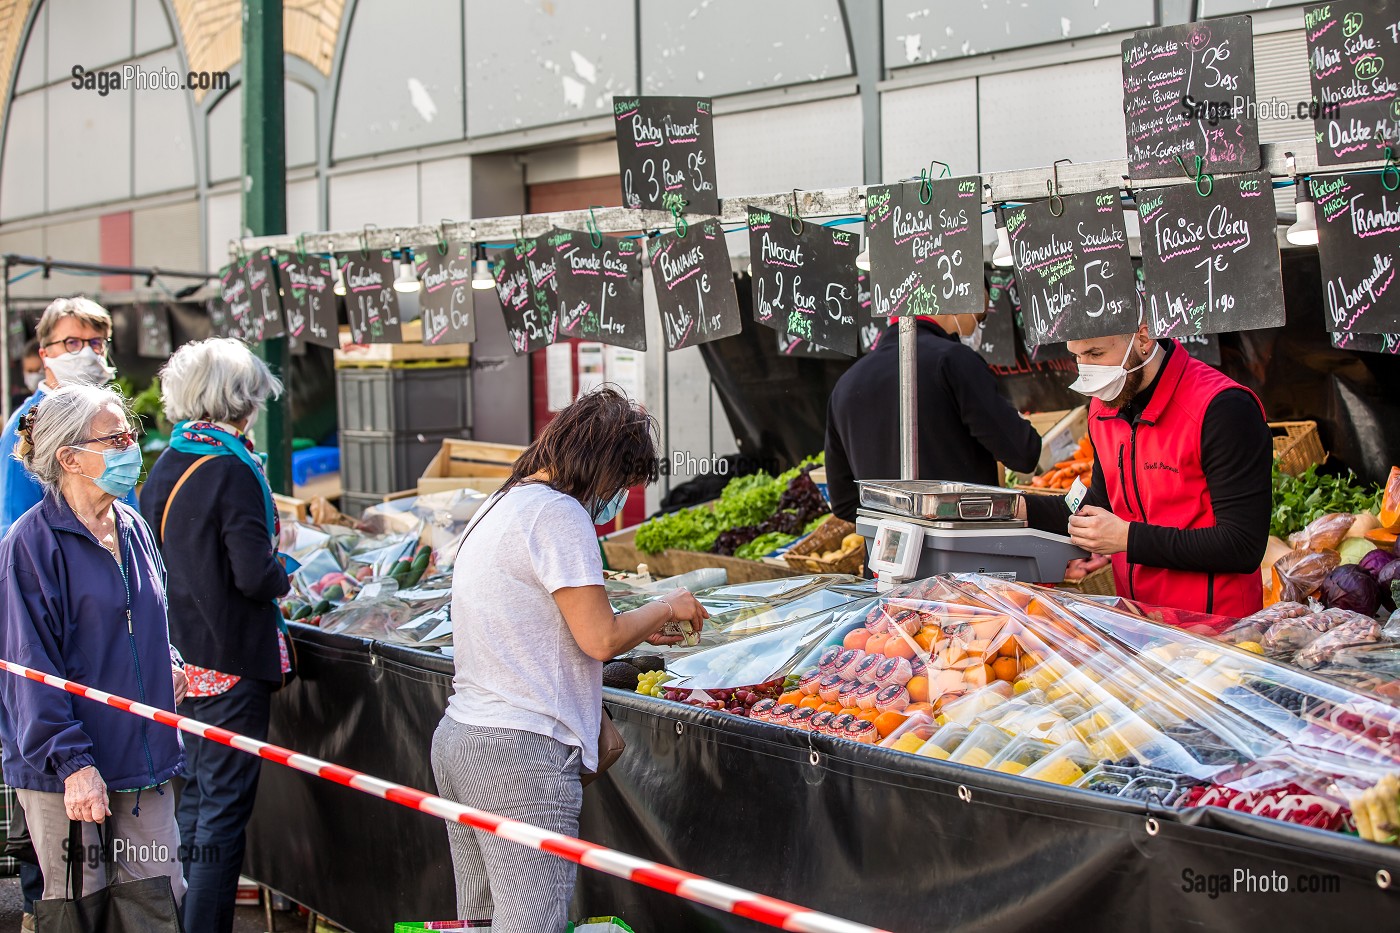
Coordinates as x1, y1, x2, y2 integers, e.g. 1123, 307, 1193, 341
600, 524, 801, 582
273, 493, 309, 523
333, 322, 471, 367
418, 438, 524, 495
1271, 420, 1327, 476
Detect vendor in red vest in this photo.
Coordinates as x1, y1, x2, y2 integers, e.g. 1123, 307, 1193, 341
1024, 326, 1272, 617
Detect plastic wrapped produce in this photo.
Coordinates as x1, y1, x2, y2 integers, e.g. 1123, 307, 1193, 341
1288, 513, 1357, 552
1293, 617, 1382, 670
1268, 548, 1341, 605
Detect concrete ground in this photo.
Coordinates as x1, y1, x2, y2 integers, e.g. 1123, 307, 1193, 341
0, 874, 297, 932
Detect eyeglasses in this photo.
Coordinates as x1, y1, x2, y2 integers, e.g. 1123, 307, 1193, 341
75, 431, 138, 451
42, 337, 108, 356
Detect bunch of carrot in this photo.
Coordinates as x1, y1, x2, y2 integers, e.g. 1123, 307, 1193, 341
1031, 435, 1094, 490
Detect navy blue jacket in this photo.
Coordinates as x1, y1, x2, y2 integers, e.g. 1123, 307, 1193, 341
139, 450, 289, 682
0, 494, 184, 792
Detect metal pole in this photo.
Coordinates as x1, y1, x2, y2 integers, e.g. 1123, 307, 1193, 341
243, 0, 292, 493
1, 257, 11, 424
898, 315, 916, 480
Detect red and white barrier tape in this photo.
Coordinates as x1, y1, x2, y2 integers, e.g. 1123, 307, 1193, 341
0, 659, 892, 933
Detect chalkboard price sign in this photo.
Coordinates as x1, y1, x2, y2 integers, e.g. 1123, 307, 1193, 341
649, 219, 743, 351
857, 271, 883, 355
1137, 171, 1284, 337
136, 301, 172, 358
1122, 16, 1261, 180
1314, 172, 1400, 334
414, 242, 477, 347
554, 229, 648, 352
1131, 260, 1224, 364
217, 263, 251, 342
1306, 1, 1400, 167
747, 207, 859, 355
243, 249, 285, 342
1007, 189, 1138, 345
491, 240, 555, 355
777, 331, 844, 359
1333, 330, 1400, 353
277, 254, 339, 349
614, 96, 719, 215
865, 177, 984, 319
207, 297, 234, 340
336, 250, 402, 345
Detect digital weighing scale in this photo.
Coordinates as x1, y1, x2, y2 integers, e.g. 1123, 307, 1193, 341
855, 480, 1087, 588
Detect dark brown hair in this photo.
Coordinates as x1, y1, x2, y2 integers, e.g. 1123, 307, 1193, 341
504, 386, 659, 514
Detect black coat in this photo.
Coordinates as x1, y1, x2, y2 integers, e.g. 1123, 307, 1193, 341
824, 320, 1042, 522
139, 450, 290, 683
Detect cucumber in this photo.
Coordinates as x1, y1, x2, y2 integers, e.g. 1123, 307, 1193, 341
322, 584, 344, 603
312, 599, 332, 616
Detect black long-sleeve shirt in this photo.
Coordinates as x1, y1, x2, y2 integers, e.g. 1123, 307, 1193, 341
1025, 342, 1272, 575
825, 320, 1042, 522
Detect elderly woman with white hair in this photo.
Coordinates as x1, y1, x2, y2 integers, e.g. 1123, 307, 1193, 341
0, 383, 187, 907
137, 337, 290, 933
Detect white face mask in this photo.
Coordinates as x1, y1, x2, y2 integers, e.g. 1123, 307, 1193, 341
1069, 339, 1159, 403
42, 346, 115, 387
22, 371, 42, 393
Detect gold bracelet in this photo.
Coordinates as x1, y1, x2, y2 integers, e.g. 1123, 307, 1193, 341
651, 596, 675, 625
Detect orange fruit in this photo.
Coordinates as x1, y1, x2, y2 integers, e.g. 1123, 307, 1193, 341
884, 638, 916, 660
874, 711, 909, 738
843, 628, 872, 651
907, 675, 930, 702
840, 707, 861, 717
992, 657, 1020, 683
865, 633, 891, 656
1020, 652, 1042, 672
1027, 598, 1056, 619
855, 708, 880, 723
997, 636, 1022, 659
932, 669, 965, 696
905, 701, 935, 716
779, 691, 803, 706
914, 627, 939, 652
799, 695, 824, 709
818, 701, 842, 714
963, 663, 995, 688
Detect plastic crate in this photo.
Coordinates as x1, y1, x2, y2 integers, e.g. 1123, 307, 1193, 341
291, 446, 340, 487
340, 430, 460, 495
335, 366, 471, 435
339, 491, 388, 519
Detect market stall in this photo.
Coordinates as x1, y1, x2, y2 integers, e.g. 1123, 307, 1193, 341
236, 479, 1400, 931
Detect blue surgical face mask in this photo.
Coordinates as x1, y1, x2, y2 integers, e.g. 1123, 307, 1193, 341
71, 444, 143, 498
591, 488, 629, 525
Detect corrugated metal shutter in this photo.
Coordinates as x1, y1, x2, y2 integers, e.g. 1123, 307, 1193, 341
1252, 29, 1313, 217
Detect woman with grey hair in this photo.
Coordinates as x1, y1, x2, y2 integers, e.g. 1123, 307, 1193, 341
138, 337, 290, 933
0, 383, 187, 906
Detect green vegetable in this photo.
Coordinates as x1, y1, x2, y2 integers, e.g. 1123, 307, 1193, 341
1270, 464, 1381, 540
802, 515, 829, 535
734, 532, 798, 561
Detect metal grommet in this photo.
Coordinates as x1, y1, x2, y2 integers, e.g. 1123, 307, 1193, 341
675, 721, 684, 736
1145, 817, 1160, 836
957, 785, 972, 803
1378, 869, 1392, 890
809, 750, 821, 767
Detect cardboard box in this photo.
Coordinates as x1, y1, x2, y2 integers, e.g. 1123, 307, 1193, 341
600, 522, 803, 583
1034, 406, 1088, 474
333, 322, 471, 367
418, 438, 524, 495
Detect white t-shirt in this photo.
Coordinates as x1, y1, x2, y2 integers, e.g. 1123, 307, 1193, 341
445, 483, 605, 770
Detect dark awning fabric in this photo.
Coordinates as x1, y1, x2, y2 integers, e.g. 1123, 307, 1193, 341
243, 626, 1400, 933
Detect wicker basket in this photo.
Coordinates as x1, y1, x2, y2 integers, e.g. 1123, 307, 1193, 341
1058, 564, 1116, 596
784, 518, 864, 575
1270, 420, 1327, 476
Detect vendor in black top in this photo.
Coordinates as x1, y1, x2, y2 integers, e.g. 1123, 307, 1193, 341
1023, 330, 1271, 617
824, 313, 1042, 522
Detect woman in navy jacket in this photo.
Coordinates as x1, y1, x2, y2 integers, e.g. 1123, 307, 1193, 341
0, 384, 187, 904
139, 338, 289, 933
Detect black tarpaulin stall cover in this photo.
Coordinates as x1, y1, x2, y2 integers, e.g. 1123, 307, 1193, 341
245, 625, 1400, 933
704, 253, 1400, 485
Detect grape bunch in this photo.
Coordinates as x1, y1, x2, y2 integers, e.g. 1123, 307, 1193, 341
636, 670, 674, 698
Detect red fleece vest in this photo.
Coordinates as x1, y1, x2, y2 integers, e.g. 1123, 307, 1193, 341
1089, 343, 1265, 618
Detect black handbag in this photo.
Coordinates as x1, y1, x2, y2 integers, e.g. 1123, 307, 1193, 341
33, 820, 183, 933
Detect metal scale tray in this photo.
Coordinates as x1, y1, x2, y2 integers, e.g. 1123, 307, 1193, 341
856, 480, 1085, 583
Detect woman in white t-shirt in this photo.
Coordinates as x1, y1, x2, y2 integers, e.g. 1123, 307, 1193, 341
431, 387, 708, 932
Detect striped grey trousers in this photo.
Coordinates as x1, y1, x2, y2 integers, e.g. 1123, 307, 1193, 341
431, 716, 583, 932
